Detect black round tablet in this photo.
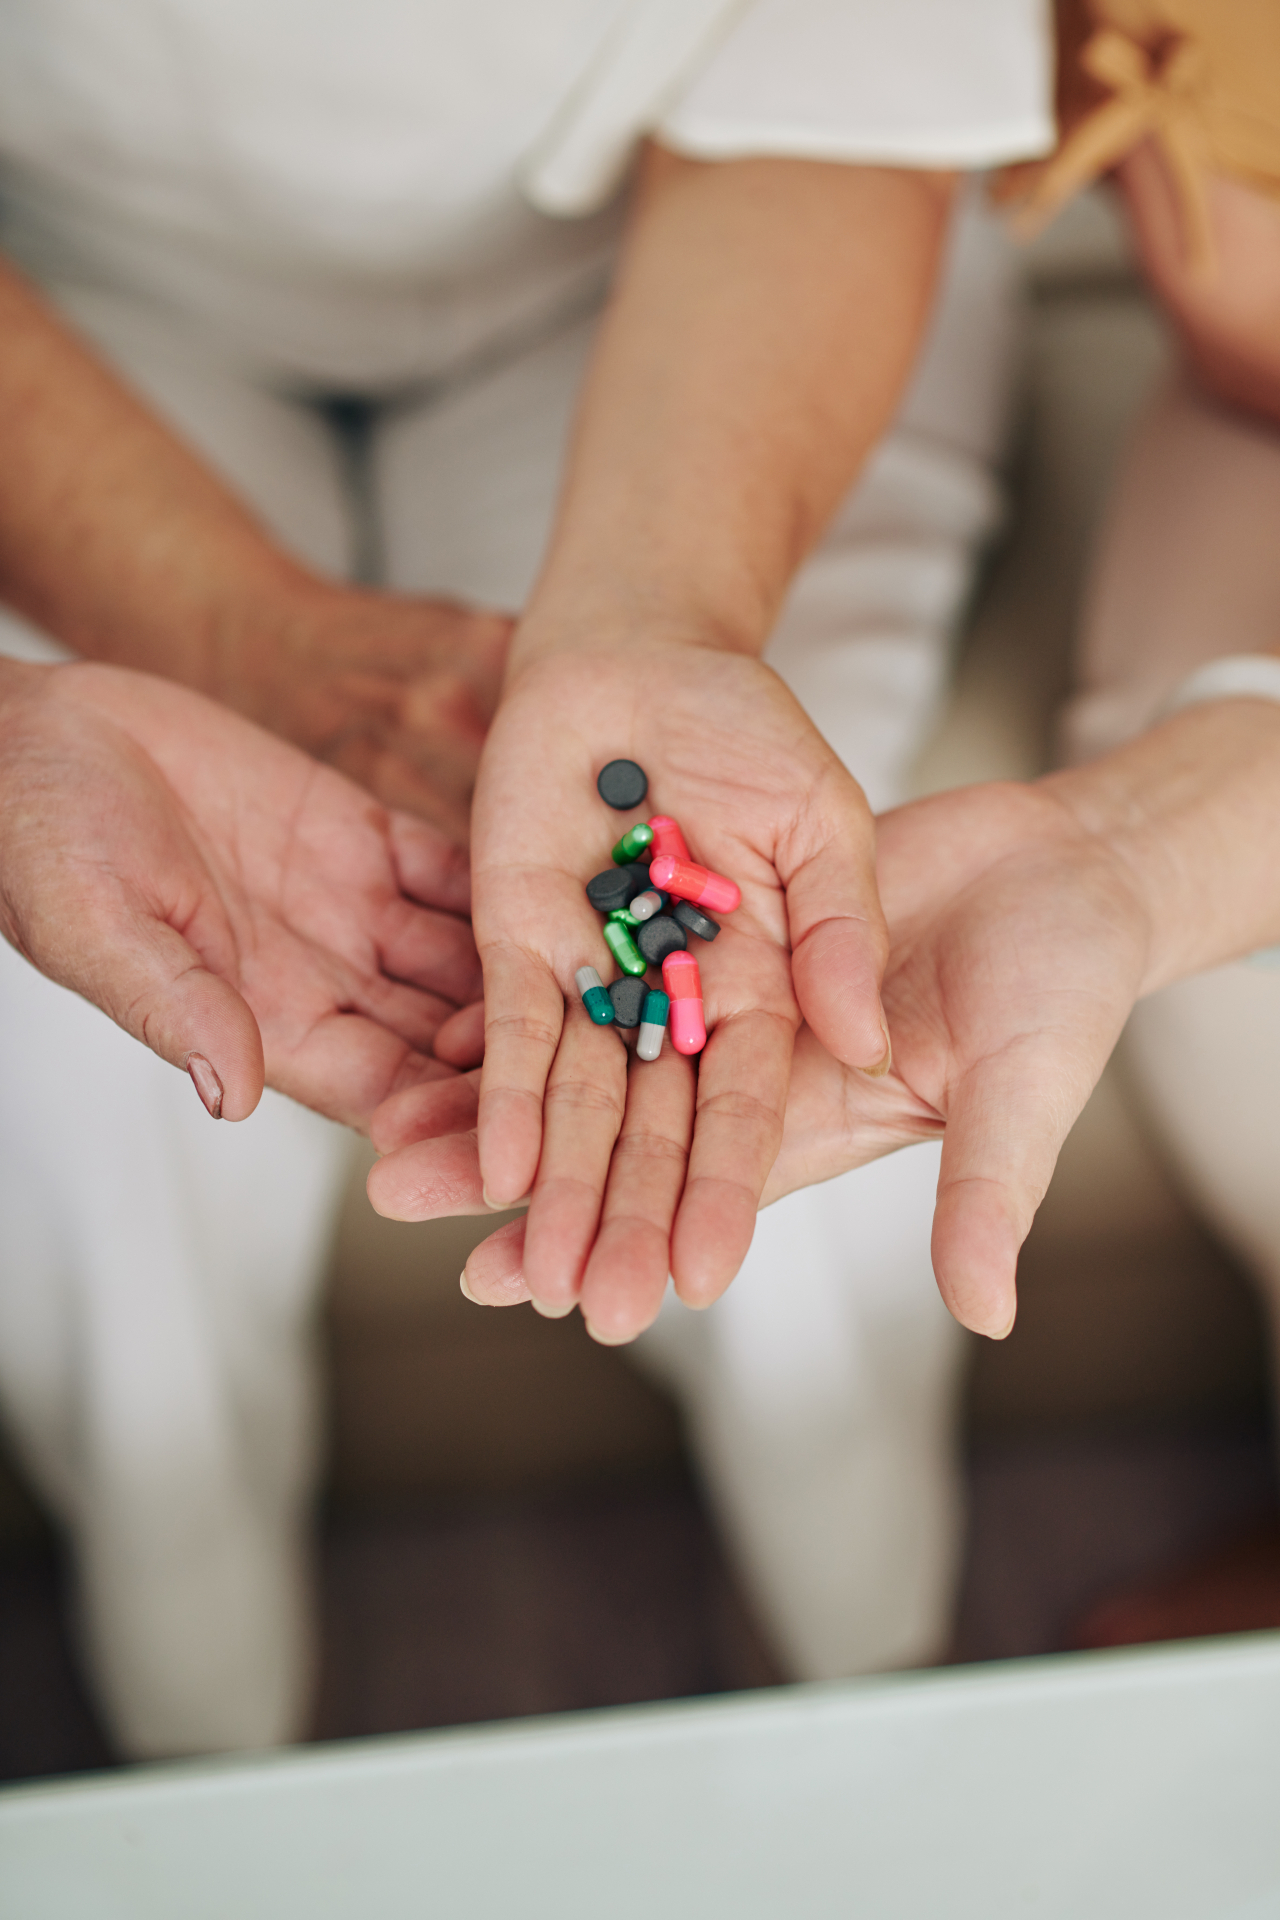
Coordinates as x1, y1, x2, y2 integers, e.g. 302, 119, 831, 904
636, 915, 687, 965
597, 759, 649, 810
672, 900, 720, 942
585, 864, 651, 913
608, 976, 648, 1027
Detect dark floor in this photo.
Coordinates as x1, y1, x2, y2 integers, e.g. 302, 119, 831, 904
1, 1421, 1276, 1786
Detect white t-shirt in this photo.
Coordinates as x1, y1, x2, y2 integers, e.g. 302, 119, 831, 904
0, 0, 1053, 385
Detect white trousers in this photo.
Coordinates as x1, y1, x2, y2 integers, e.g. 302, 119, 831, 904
0, 194, 1018, 1751
1064, 374, 1280, 1434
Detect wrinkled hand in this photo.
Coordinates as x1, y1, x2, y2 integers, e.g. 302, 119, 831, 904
370, 776, 1152, 1343
228, 583, 512, 841
0, 659, 482, 1126
369, 639, 890, 1335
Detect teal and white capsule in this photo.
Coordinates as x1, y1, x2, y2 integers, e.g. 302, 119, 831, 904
603, 917, 647, 977
611, 822, 655, 865
637, 989, 670, 1061
575, 965, 616, 1025
628, 889, 663, 923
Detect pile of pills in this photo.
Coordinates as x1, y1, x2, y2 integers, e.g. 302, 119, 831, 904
574, 759, 742, 1059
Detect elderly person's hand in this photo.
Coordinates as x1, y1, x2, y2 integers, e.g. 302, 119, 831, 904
0, 657, 481, 1128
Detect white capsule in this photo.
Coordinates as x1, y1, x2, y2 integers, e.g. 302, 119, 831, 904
574, 965, 605, 997
629, 889, 663, 922
637, 1020, 665, 1061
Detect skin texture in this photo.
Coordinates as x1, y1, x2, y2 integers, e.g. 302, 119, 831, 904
0, 658, 482, 1128
0, 259, 511, 842
468, 148, 957, 1320
370, 697, 1280, 1344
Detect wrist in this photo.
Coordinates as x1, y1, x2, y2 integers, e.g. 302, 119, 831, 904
506, 591, 765, 681
1045, 697, 1280, 992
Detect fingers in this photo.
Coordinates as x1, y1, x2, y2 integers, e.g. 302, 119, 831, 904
462, 1217, 531, 1306
520, 1004, 628, 1313
784, 766, 890, 1074
577, 1040, 696, 1344
930, 1032, 1103, 1338
367, 1076, 490, 1219
474, 942, 566, 1208
432, 999, 485, 1068
375, 897, 482, 1005
89, 912, 266, 1123
389, 811, 472, 914
671, 1005, 793, 1308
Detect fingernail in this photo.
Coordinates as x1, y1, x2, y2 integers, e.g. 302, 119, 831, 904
530, 1296, 575, 1320
482, 1184, 532, 1211
186, 1053, 223, 1119
459, 1271, 481, 1306
990, 1309, 1017, 1341
585, 1319, 633, 1348
859, 1014, 893, 1079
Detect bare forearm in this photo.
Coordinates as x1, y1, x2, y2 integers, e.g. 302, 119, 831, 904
0, 259, 313, 689
514, 147, 955, 667
1049, 695, 1280, 990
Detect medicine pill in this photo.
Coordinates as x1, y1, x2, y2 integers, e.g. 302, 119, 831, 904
628, 890, 663, 922
575, 965, 616, 1025
603, 918, 647, 977
648, 815, 691, 864
611, 823, 655, 865
597, 759, 649, 810
608, 976, 648, 1028
661, 951, 707, 1055
586, 865, 649, 914
647, 854, 740, 915
637, 989, 670, 1061
636, 914, 687, 965
608, 907, 639, 928
672, 899, 720, 942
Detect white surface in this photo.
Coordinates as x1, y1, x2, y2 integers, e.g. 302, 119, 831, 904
3, 1636, 1279, 1919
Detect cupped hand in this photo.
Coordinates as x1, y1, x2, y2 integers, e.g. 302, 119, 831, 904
370, 774, 1154, 1345
370, 638, 889, 1338
227, 583, 512, 842
0, 659, 482, 1127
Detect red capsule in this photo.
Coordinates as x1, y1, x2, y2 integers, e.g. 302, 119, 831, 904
647, 853, 740, 915
661, 951, 707, 1055
648, 815, 691, 864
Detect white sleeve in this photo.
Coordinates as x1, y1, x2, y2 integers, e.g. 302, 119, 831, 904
522, 0, 1054, 218
658, 0, 1055, 169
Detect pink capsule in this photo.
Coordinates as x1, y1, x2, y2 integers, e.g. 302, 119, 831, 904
647, 853, 740, 915
648, 815, 691, 865
661, 951, 707, 1055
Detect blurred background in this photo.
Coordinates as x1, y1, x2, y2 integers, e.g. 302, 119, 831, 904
2, 189, 1275, 1781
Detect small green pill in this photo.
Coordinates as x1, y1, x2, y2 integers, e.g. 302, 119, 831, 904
575, 965, 616, 1025
608, 907, 639, 928
611, 823, 655, 865
603, 918, 648, 977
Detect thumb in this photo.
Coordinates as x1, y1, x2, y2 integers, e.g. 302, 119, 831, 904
931, 1033, 1103, 1339
72, 910, 266, 1122
784, 768, 890, 1074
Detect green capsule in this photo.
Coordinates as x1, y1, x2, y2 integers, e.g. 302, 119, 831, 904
574, 965, 616, 1025
603, 918, 647, 977
608, 907, 639, 928
611, 822, 655, 865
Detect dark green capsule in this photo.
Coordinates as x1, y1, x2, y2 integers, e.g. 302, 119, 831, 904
611, 823, 655, 865
574, 965, 616, 1025
603, 919, 647, 977
608, 907, 639, 929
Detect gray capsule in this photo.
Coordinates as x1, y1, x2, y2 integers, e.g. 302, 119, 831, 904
608, 976, 648, 1027
672, 899, 720, 942
629, 890, 663, 922
636, 914, 687, 965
